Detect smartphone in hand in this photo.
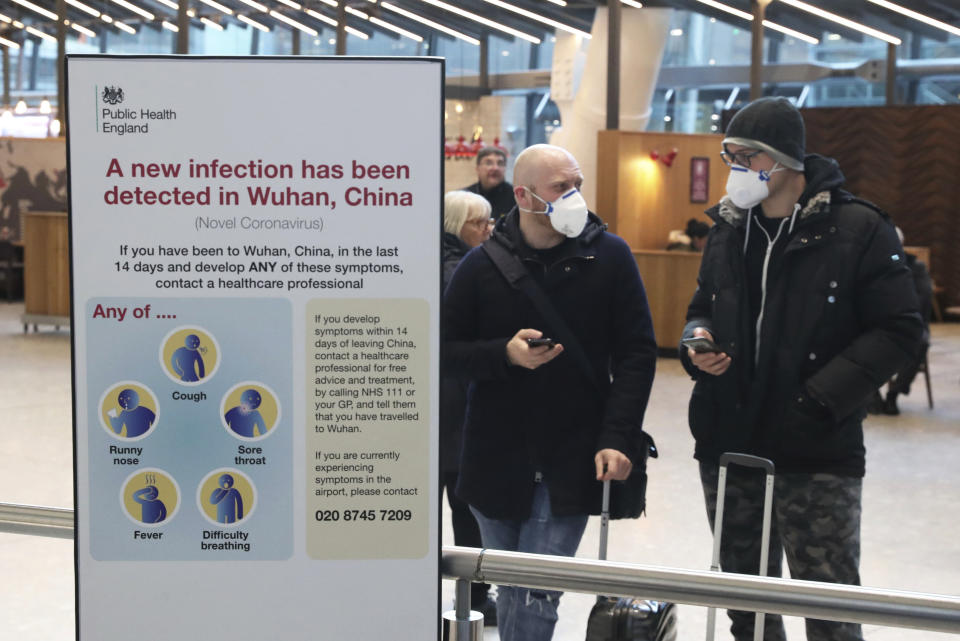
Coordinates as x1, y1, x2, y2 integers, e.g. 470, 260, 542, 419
526, 337, 557, 348
681, 336, 722, 354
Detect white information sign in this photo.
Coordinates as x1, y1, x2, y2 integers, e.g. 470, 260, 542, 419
67, 56, 442, 641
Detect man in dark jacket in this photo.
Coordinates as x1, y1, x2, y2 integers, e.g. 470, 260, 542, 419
463, 147, 515, 219
680, 97, 923, 641
445, 144, 657, 641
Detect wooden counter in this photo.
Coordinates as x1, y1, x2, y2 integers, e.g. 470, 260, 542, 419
22, 211, 70, 330
634, 249, 702, 350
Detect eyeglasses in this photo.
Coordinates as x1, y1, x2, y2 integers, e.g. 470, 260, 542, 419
720, 149, 763, 169
466, 217, 495, 228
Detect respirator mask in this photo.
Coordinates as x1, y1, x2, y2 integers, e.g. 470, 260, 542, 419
521, 188, 589, 238
725, 163, 784, 210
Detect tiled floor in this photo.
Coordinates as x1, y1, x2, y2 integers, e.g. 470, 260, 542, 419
2, 301, 959, 640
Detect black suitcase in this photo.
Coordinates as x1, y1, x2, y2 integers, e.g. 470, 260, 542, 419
585, 479, 678, 641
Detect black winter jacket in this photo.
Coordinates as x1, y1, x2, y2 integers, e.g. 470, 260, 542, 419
444, 209, 657, 519
441, 232, 471, 474
680, 155, 923, 477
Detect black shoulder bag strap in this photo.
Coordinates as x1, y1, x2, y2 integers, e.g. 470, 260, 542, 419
482, 238, 604, 395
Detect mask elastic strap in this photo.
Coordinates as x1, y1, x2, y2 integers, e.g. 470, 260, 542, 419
518, 188, 551, 215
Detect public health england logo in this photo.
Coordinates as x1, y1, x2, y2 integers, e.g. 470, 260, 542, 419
102, 86, 124, 105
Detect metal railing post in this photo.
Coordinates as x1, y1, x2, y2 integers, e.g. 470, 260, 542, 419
441, 578, 482, 640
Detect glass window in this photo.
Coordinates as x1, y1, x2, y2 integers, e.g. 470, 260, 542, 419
662, 12, 755, 68
488, 33, 531, 75
436, 36, 480, 77
347, 27, 421, 57
537, 36, 555, 71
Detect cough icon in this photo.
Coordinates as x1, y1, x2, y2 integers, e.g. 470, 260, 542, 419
171, 334, 206, 382
160, 326, 220, 385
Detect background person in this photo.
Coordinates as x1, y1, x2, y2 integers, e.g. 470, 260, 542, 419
463, 147, 515, 219
440, 189, 496, 623
666, 218, 710, 251
868, 227, 933, 415
444, 143, 657, 641
680, 97, 923, 641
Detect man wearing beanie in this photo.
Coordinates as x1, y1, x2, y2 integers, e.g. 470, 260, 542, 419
679, 97, 923, 641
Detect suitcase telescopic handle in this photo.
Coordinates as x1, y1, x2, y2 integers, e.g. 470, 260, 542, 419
719, 452, 775, 475
710, 452, 775, 641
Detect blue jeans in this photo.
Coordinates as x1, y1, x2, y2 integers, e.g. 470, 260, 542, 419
470, 482, 589, 641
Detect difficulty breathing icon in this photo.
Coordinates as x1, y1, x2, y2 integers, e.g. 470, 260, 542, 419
210, 474, 244, 524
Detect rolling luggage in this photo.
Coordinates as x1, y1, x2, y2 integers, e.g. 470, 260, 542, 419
706, 453, 776, 641
585, 479, 678, 641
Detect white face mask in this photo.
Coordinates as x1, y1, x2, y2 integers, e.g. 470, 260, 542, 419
522, 188, 589, 238
725, 163, 783, 209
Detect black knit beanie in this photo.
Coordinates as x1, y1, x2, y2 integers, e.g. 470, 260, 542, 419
723, 96, 805, 171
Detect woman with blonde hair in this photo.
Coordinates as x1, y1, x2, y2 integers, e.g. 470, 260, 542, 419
443, 190, 493, 288
441, 189, 497, 624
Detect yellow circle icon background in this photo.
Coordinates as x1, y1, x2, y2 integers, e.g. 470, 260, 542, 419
198, 468, 256, 525
160, 326, 220, 385
121, 468, 179, 526
221, 383, 280, 439
100, 382, 159, 440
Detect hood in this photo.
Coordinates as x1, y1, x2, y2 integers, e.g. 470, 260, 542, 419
443, 231, 471, 257
489, 207, 607, 255
707, 154, 846, 228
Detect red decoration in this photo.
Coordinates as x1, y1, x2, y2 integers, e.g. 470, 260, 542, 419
454, 135, 471, 159
470, 135, 484, 154
662, 147, 679, 167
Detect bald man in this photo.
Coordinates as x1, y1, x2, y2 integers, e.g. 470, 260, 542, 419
443, 144, 657, 641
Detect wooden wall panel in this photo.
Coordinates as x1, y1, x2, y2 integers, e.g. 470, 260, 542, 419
633, 250, 702, 348
596, 131, 727, 250
799, 105, 960, 308
23, 211, 70, 318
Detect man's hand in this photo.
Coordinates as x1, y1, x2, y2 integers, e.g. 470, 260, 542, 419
595, 449, 632, 481
688, 327, 731, 376
506, 329, 564, 370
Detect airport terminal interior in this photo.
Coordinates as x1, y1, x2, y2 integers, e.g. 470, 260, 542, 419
2, 305, 959, 639
1, 0, 959, 639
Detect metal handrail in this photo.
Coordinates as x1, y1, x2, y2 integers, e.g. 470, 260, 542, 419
444, 547, 960, 634
4, 504, 959, 634
0, 503, 74, 540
